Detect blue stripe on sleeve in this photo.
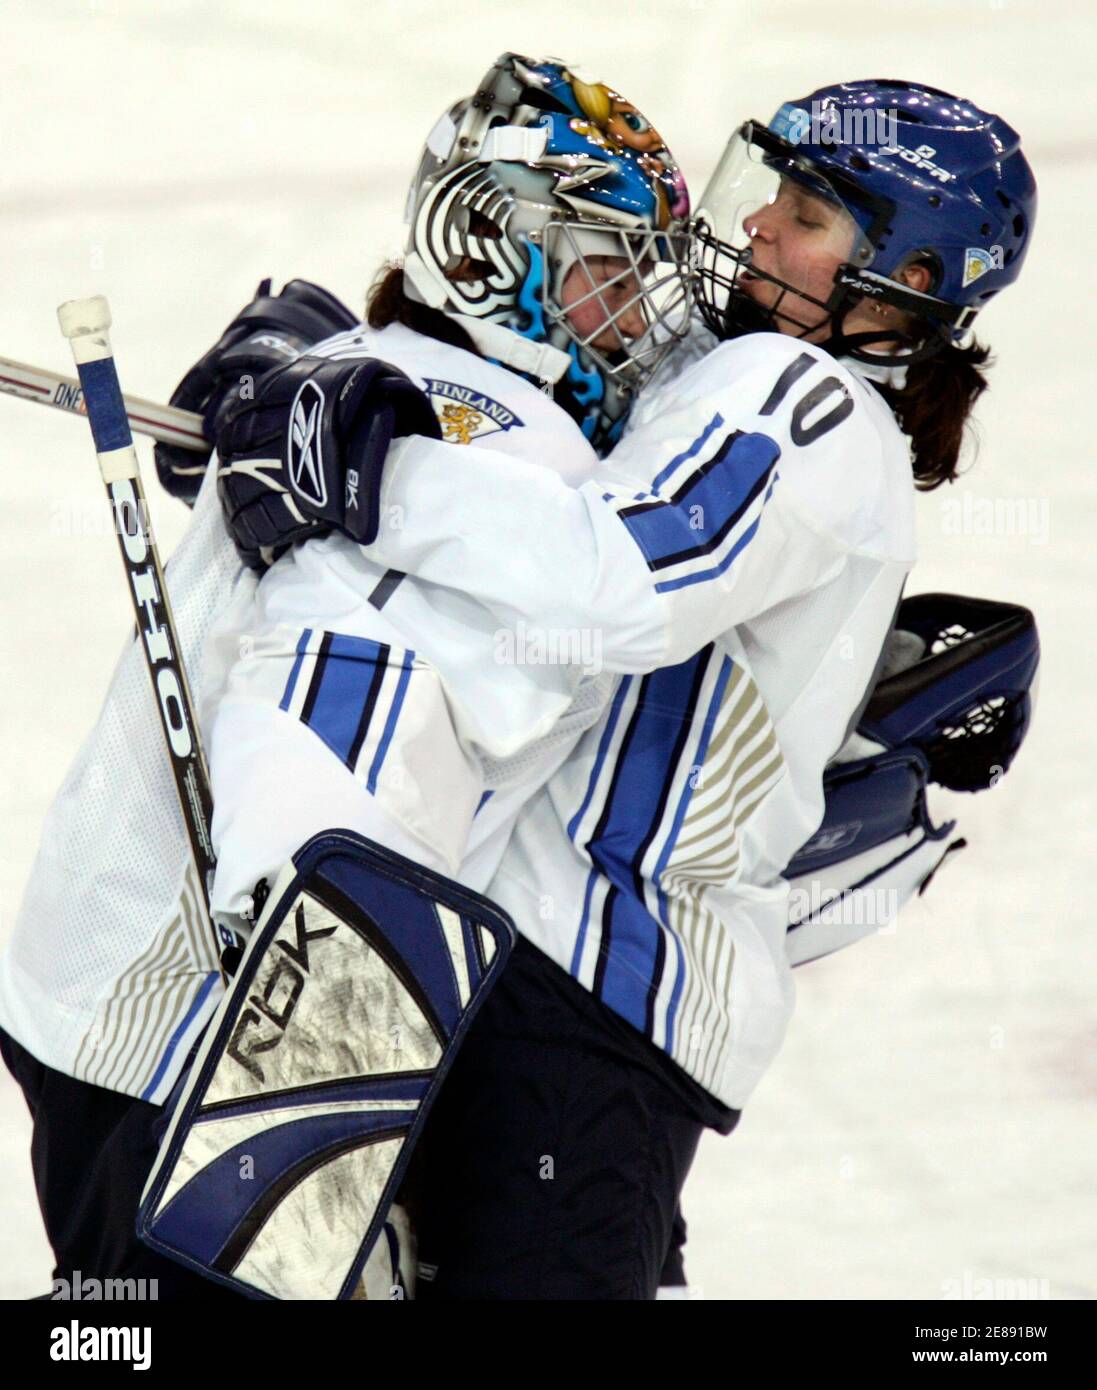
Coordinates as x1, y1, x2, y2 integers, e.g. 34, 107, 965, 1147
366, 652, 414, 793
653, 472, 780, 593
278, 628, 313, 711
618, 432, 780, 570
302, 635, 388, 768
649, 412, 725, 494
346, 640, 392, 772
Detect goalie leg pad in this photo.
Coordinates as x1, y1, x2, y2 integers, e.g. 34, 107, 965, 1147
137, 829, 514, 1300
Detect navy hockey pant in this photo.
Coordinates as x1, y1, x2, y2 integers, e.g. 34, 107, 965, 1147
407, 936, 735, 1299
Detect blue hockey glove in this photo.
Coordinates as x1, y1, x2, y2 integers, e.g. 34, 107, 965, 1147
216, 353, 441, 571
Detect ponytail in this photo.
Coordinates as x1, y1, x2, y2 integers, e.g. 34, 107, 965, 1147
877, 338, 993, 491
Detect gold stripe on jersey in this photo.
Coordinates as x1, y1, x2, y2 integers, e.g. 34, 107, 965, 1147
72, 861, 218, 1096
657, 662, 786, 1089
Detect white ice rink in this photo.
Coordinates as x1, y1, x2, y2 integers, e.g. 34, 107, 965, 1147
1, 0, 1094, 1300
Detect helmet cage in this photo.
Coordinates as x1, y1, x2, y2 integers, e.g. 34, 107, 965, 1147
540, 217, 694, 397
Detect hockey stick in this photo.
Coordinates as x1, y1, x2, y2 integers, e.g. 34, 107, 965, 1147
57, 296, 227, 984
0, 354, 205, 450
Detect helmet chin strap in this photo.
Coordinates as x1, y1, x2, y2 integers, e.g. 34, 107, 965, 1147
717, 287, 945, 374
450, 316, 572, 385
403, 250, 571, 386
819, 316, 950, 368
818, 273, 959, 367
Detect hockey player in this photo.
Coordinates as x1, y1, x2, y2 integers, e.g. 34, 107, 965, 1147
1, 76, 1037, 1302
0, 53, 693, 1299
203, 53, 693, 925
219, 82, 1037, 1297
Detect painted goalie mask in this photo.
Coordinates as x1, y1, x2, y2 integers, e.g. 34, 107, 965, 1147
402, 52, 694, 447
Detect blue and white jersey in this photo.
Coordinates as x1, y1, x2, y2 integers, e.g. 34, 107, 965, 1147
1, 326, 915, 1112
364, 333, 917, 1107
0, 321, 605, 1103
203, 320, 610, 919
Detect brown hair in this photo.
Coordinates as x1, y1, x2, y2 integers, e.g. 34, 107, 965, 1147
876, 338, 993, 490
366, 264, 479, 355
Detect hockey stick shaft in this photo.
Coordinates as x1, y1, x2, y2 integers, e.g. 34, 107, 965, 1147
57, 296, 225, 980
0, 354, 205, 450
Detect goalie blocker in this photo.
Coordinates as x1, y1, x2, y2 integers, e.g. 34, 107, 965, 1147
138, 830, 514, 1300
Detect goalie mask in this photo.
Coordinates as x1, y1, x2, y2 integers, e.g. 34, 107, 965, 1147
402, 52, 693, 448
695, 81, 1036, 365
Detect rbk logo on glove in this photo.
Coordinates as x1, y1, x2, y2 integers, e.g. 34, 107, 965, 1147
289, 381, 328, 509
217, 353, 441, 571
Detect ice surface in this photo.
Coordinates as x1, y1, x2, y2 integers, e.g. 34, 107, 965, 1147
1, 0, 1094, 1300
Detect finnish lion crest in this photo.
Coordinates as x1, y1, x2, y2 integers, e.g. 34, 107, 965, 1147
422, 379, 524, 444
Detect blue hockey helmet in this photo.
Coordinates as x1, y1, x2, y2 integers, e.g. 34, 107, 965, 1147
696, 80, 1037, 361
402, 53, 693, 448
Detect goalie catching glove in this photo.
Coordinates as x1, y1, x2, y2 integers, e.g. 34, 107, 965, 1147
216, 354, 442, 571
154, 278, 360, 506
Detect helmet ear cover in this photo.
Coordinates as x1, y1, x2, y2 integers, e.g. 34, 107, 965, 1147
823, 266, 973, 367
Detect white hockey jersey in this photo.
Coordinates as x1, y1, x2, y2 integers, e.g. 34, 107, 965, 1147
204, 322, 611, 917
361, 334, 918, 1108
0, 326, 916, 1115
0, 322, 603, 1102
